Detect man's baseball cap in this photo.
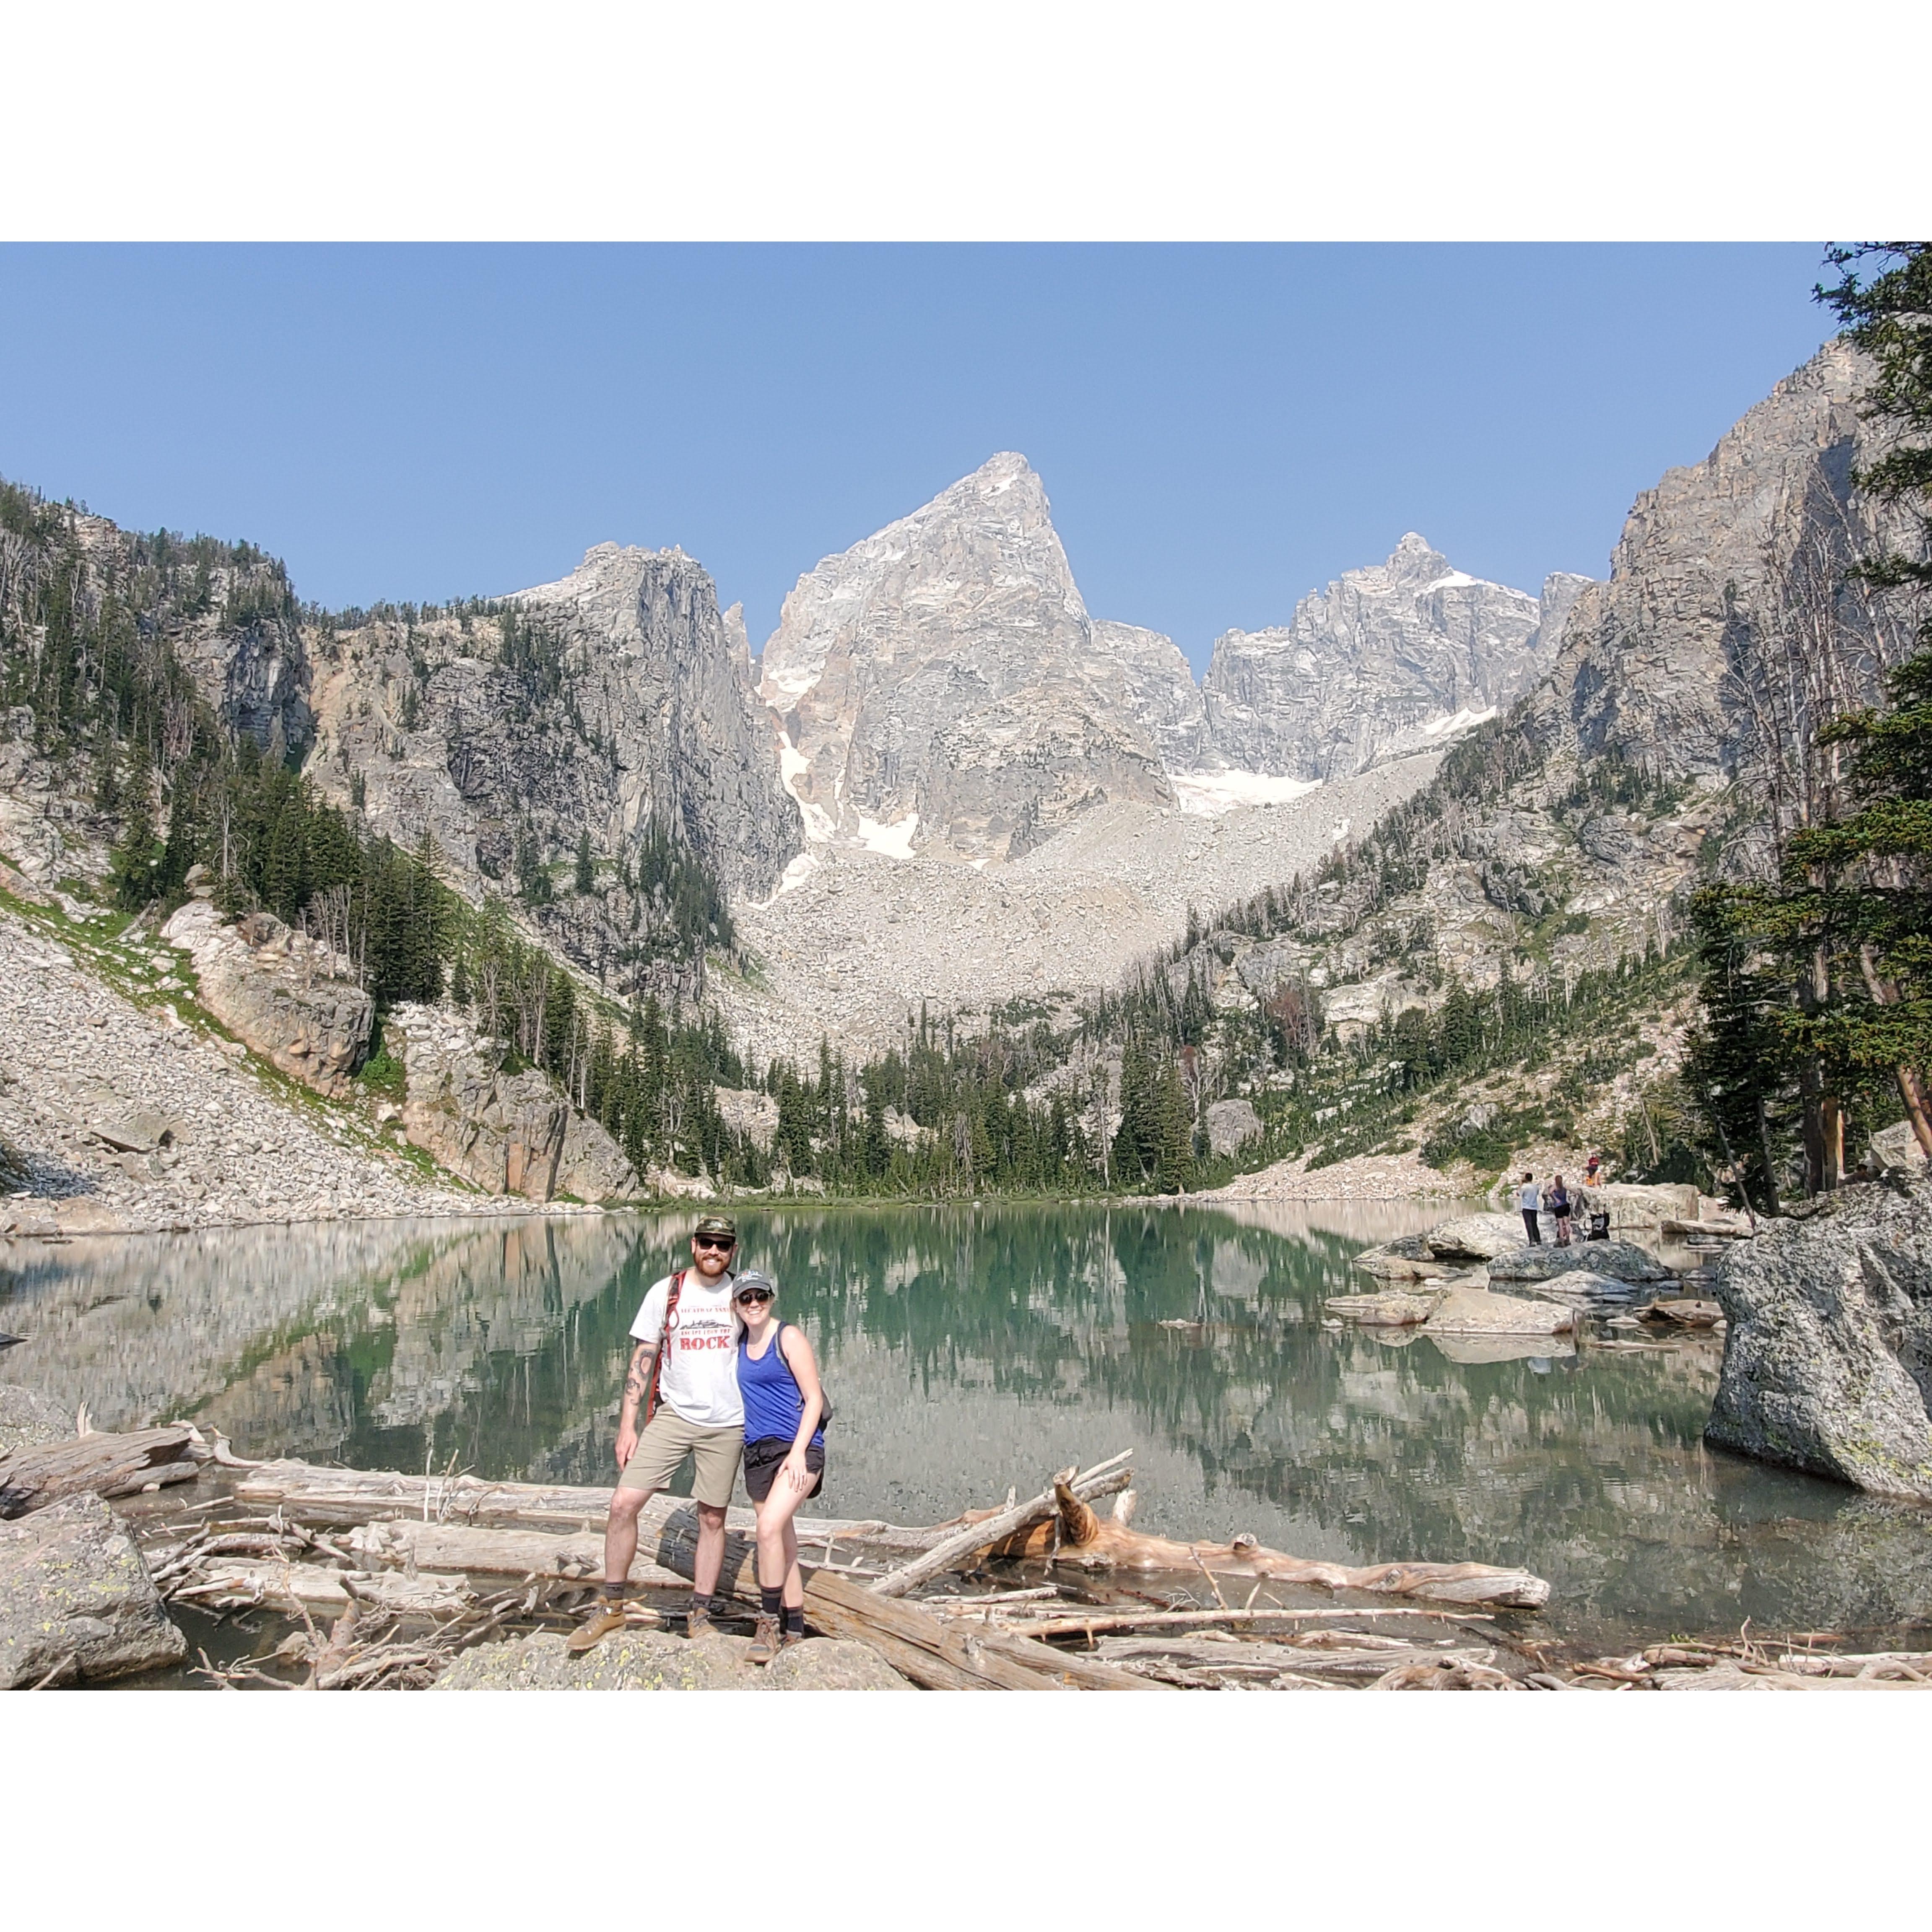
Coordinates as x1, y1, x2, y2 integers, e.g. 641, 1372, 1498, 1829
693, 1213, 738, 1240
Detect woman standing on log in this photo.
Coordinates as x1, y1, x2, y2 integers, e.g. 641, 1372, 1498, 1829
733, 1269, 827, 1664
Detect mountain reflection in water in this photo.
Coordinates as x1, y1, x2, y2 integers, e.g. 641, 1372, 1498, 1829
4, 1202, 1929, 1651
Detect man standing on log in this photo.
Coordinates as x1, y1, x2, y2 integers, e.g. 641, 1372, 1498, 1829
569, 1213, 745, 1653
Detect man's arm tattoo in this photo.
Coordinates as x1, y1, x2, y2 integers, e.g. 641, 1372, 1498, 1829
623, 1342, 655, 1404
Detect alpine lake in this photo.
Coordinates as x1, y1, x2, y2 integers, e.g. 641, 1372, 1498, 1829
6, 1199, 1930, 1676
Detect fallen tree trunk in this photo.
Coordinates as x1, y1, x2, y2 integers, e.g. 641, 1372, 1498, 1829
235, 1462, 915, 1548
0, 1427, 198, 1518
991, 1481, 1551, 1609
978, 1605, 1493, 1638
1092, 1635, 1500, 1681
168, 1557, 475, 1618
869, 1451, 1134, 1598
339, 1518, 696, 1591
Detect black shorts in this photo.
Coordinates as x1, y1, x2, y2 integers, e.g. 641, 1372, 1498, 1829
743, 1435, 825, 1504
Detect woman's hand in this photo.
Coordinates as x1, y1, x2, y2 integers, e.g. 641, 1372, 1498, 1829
784, 1448, 811, 1494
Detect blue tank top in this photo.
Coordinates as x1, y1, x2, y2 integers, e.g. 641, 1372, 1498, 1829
737, 1323, 824, 1448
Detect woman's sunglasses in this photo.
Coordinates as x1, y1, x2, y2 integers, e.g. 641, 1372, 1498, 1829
693, 1236, 736, 1253
734, 1287, 774, 1305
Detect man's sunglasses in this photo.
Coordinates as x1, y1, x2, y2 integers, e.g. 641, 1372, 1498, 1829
693, 1235, 737, 1252
733, 1287, 774, 1305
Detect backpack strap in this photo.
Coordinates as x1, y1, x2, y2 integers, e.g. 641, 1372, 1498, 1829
642, 1269, 686, 1427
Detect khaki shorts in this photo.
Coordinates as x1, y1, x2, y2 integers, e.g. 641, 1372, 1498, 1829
619, 1408, 743, 1509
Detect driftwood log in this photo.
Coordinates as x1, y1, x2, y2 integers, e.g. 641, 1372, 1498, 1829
984, 1480, 1551, 1609
0, 1426, 198, 1518
234, 1463, 919, 1549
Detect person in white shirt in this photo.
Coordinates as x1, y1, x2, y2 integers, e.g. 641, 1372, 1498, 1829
1518, 1173, 1542, 1245
569, 1213, 746, 1653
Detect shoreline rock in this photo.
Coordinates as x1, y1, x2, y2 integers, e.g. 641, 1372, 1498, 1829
1705, 1179, 1932, 1500
0, 1490, 186, 1687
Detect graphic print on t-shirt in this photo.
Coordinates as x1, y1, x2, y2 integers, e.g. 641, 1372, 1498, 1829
630, 1272, 744, 1429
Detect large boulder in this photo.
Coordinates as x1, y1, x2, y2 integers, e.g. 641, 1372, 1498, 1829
161, 900, 373, 1097
1587, 1182, 1701, 1230
1205, 1099, 1263, 1158
0, 1491, 186, 1687
1487, 1241, 1672, 1285
1870, 1122, 1928, 1174
1325, 1290, 1444, 1327
1506, 1268, 1646, 1304
763, 1639, 916, 1689
0, 1387, 72, 1457
1425, 1212, 1530, 1260
434, 1628, 758, 1690
1705, 1180, 1932, 1500
1353, 1233, 1454, 1281
1423, 1287, 1573, 1337
431, 1628, 910, 1690
388, 1004, 640, 1203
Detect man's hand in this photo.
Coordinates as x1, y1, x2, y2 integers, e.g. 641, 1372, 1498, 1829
615, 1423, 639, 1471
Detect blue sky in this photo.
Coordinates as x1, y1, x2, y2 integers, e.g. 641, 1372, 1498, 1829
0, 244, 1834, 672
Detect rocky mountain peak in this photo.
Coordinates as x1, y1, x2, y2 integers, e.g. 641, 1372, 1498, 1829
759, 454, 1168, 865
1201, 537, 1550, 781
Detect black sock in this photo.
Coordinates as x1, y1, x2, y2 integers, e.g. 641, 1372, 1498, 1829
689, 1594, 712, 1616
783, 1606, 805, 1637
599, 1580, 627, 1601
761, 1585, 784, 1617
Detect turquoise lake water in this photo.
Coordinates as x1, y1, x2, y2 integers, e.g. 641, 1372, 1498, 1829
5, 1200, 1929, 1655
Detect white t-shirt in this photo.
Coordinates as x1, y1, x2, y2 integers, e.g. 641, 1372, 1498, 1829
630, 1270, 744, 1429
1520, 1182, 1541, 1212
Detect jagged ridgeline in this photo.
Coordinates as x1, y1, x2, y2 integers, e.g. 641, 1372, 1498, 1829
0, 484, 787, 1186
763, 332, 1928, 1202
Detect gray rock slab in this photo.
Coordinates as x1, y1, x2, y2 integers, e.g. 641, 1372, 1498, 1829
1424, 1212, 1530, 1260
0, 1386, 73, 1456
1493, 1269, 1644, 1303
1487, 1240, 1672, 1284
1423, 1287, 1573, 1336
1706, 1180, 1932, 1499
431, 1628, 911, 1690
1325, 1291, 1442, 1327
0, 1491, 186, 1687
91, 1109, 178, 1155
762, 1638, 915, 1689
1353, 1235, 1454, 1281
1205, 1098, 1263, 1158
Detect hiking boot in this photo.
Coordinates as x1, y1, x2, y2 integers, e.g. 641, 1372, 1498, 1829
779, 1624, 807, 1649
567, 1605, 628, 1655
747, 1613, 781, 1664
686, 1605, 717, 1640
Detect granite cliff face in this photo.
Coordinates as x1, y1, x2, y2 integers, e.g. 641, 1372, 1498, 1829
759, 454, 1173, 863
1085, 620, 1218, 772
306, 545, 799, 911
1201, 534, 1553, 781
1531, 340, 1910, 784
